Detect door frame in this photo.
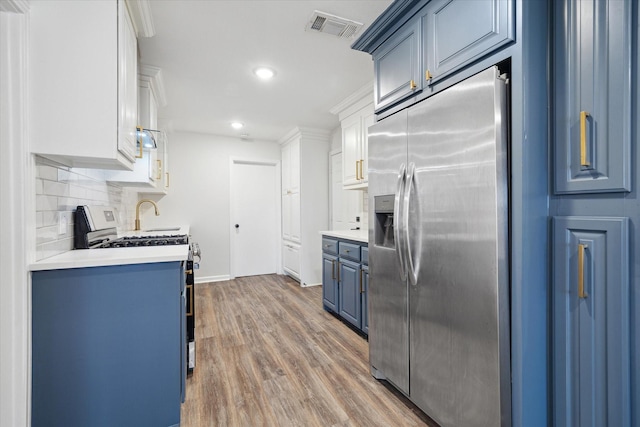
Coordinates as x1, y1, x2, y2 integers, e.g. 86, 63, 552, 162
228, 157, 281, 279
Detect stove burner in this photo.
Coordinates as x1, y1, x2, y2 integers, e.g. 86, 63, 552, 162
95, 234, 188, 249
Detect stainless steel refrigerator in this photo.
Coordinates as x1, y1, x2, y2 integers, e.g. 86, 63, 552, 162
368, 66, 511, 427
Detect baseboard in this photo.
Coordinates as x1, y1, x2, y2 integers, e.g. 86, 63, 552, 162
195, 275, 230, 284
301, 282, 321, 287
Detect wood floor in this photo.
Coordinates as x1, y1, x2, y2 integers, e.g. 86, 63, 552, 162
181, 274, 435, 427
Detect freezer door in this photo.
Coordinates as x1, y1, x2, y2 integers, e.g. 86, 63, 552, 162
407, 67, 511, 427
367, 109, 410, 394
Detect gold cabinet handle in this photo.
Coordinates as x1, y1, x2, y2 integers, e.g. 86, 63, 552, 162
156, 159, 162, 180
410, 80, 417, 90
166, 172, 170, 187
359, 159, 364, 180
331, 260, 336, 280
425, 69, 433, 82
355, 160, 360, 180
578, 243, 588, 299
186, 284, 194, 316
359, 268, 363, 294
136, 126, 143, 158
580, 111, 590, 167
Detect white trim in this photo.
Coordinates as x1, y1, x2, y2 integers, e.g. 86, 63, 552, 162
139, 64, 167, 107
125, 0, 155, 38
228, 157, 282, 279
0, 6, 31, 427
195, 275, 230, 284
329, 81, 373, 116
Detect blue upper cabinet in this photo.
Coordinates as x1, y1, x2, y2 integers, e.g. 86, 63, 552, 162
553, 0, 632, 194
423, 0, 514, 86
373, 17, 422, 111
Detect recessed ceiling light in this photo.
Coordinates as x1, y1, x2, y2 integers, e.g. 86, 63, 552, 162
231, 122, 244, 130
254, 67, 276, 80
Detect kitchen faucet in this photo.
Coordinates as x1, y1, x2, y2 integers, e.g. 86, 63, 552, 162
135, 199, 160, 231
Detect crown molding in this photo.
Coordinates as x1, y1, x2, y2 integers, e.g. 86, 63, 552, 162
139, 64, 167, 107
278, 127, 331, 145
330, 82, 374, 118
0, 0, 29, 13
125, 0, 155, 38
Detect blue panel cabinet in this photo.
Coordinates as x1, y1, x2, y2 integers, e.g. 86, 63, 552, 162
423, 0, 514, 85
553, 0, 632, 194
339, 259, 361, 329
322, 253, 339, 312
32, 262, 184, 427
553, 216, 630, 427
373, 17, 422, 111
322, 235, 368, 335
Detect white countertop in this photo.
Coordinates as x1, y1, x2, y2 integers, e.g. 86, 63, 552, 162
320, 229, 368, 243
30, 225, 190, 271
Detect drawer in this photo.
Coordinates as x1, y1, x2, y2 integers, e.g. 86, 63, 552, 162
322, 237, 338, 255
361, 246, 369, 265
339, 241, 361, 262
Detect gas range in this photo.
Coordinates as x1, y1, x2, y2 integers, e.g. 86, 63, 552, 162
94, 234, 189, 249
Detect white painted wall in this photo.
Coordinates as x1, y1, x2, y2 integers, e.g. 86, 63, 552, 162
140, 131, 281, 283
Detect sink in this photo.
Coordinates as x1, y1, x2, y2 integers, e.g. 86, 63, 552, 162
143, 227, 181, 232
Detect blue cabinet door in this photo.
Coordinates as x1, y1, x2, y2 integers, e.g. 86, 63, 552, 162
322, 253, 339, 312
32, 262, 183, 427
362, 266, 369, 335
373, 17, 422, 111
423, 0, 514, 85
553, 0, 632, 194
552, 216, 630, 427
339, 259, 361, 329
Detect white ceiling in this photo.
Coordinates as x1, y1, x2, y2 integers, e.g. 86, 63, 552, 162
138, 0, 392, 142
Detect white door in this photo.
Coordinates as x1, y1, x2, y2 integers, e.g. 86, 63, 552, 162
231, 161, 278, 277
331, 152, 360, 230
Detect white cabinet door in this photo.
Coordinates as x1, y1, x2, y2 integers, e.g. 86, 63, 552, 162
290, 138, 300, 193
291, 192, 301, 243
283, 242, 300, 277
281, 143, 291, 194
118, 0, 138, 162
342, 115, 360, 187
361, 111, 374, 184
282, 194, 292, 240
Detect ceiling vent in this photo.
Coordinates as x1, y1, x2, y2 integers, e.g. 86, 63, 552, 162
306, 11, 363, 39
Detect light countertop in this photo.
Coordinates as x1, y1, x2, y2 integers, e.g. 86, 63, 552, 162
320, 229, 368, 243
30, 225, 190, 271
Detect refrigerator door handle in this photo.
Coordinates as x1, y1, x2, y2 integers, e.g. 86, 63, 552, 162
394, 163, 408, 280
404, 162, 419, 286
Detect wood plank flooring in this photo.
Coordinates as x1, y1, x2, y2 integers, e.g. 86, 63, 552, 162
181, 274, 435, 427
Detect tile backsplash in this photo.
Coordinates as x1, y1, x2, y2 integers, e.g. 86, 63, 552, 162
35, 156, 138, 261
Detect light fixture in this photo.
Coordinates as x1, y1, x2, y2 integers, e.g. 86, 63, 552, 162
231, 122, 244, 130
254, 67, 276, 80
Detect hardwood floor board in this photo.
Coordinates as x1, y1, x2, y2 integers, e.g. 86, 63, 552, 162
182, 274, 431, 427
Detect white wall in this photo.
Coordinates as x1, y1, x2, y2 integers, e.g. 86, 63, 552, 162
140, 131, 281, 283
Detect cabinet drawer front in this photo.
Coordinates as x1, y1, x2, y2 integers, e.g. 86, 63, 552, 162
361, 246, 369, 265
339, 241, 361, 262
322, 238, 338, 255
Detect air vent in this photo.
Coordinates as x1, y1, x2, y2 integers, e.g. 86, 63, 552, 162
306, 11, 363, 39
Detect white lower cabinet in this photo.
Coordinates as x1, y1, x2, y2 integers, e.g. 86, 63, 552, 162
283, 242, 301, 279
280, 128, 330, 286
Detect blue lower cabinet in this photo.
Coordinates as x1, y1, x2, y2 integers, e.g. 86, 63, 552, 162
322, 253, 339, 311
322, 236, 368, 336
339, 259, 361, 329
32, 262, 184, 427
552, 216, 630, 427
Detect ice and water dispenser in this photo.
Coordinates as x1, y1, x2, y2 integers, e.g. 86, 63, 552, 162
374, 195, 396, 248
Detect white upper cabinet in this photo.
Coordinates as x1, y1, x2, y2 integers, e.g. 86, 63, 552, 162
331, 85, 375, 190
30, 0, 138, 170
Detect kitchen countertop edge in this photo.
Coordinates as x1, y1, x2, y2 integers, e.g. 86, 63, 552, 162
29, 225, 191, 271
320, 230, 369, 243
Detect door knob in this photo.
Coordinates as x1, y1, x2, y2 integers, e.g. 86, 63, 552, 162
235, 224, 239, 228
